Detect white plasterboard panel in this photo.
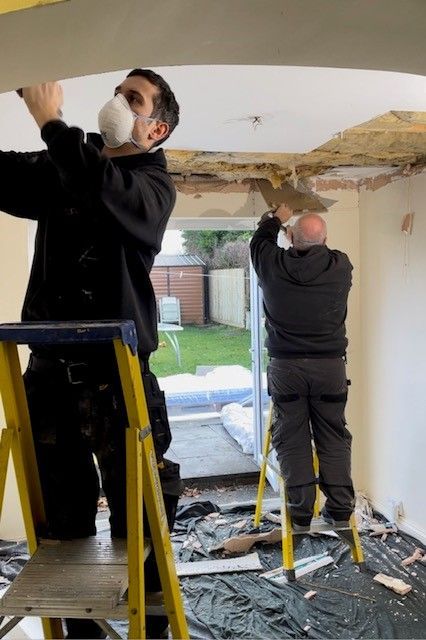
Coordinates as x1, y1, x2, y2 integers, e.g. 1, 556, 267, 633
0, 0, 425, 92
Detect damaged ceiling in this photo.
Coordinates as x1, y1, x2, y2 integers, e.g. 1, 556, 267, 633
167, 111, 426, 190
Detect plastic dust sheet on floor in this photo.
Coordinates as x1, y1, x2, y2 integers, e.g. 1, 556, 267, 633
1, 503, 425, 640
173, 501, 426, 639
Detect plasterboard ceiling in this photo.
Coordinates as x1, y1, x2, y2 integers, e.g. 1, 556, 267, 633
1, 66, 425, 160
0, 0, 426, 90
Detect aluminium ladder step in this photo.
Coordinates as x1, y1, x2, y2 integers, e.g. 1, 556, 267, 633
0, 538, 163, 621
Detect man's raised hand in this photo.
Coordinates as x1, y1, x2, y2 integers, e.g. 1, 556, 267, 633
22, 82, 63, 129
274, 203, 293, 224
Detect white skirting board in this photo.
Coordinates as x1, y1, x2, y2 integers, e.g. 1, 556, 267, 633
372, 500, 426, 545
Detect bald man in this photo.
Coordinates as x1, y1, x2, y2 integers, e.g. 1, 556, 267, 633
250, 206, 354, 531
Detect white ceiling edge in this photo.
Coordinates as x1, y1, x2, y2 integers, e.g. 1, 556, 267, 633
0, 65, 425, 155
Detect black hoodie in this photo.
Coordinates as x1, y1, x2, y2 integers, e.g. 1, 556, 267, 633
250, 217, 352, 358
0, 120, 175, 358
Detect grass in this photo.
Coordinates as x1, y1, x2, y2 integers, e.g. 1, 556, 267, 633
149, 324, 252, 378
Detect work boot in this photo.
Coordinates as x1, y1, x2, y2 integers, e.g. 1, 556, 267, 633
292, 522, 311, 533
146, 618, 169, 639
321, 509, 350, 529
65, 619, 107, 639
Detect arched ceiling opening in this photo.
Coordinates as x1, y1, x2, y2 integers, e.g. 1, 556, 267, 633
1, 0, 425, 186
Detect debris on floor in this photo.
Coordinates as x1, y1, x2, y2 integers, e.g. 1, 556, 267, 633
177, 551, 262, 577
210, 527, 281, 553
373, 572, 412, 596
370, 523, 398, 537
182, 486, 202, 498
1, 497, 426, 639
261, 552, 334, 583
401, 547, 425, 567
173, 500, 426, 639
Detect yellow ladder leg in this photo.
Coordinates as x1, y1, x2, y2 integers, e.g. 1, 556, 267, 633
126, 422, 146, 639
280, 478, 295, 580
312, 447, 321, 518
349, 514, 365, 564
114, 340, 189, 640
254, 402, 273, 527
0, 342, 63, 640
0, 429, 13, 519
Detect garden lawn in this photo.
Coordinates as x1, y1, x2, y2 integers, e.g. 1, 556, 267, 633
149, 324, 251, 378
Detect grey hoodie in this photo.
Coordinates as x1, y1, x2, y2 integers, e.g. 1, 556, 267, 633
250, 217, 352, 358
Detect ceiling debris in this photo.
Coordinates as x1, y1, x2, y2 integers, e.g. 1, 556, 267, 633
166, 111, 426, 189
173, 176, 333, 212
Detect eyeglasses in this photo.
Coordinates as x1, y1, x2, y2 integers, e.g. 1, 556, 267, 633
133, 112, 157, 125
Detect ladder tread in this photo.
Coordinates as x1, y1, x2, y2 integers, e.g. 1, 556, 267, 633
296, 517, 354, 534
0, 538, 154, 620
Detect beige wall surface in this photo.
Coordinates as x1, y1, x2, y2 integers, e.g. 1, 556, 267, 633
315, 190, 363, 488
0, 212, 29, 540
359, 171, 426, 542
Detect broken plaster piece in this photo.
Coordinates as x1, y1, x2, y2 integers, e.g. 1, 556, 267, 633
401, 548, 425, 567
304, 590, 317, 600
373, 573, 412, 596
369, 524, 397, 537
209, 527, 282, 553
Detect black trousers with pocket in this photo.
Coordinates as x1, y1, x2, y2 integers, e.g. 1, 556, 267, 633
23, 354, 182, 639
267, 357, 355, 525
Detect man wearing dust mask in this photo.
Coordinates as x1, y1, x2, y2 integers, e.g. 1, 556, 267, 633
0, 69, 180, 639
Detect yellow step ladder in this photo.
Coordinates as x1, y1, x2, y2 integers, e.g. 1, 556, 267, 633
0, 321, 189, 640
254, 401, 365, 581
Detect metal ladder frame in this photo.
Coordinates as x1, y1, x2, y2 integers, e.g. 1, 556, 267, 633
254, 400, 365, 581
0, 321, 189, 639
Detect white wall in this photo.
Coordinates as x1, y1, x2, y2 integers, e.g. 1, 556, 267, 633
0, 213, 28, 540
313, 190, 363, 487
359, 171, 426, 541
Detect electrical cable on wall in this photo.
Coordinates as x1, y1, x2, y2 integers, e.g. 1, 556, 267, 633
401, 177, 414, 283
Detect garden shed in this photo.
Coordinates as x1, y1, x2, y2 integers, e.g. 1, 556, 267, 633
151, 254, 207, 325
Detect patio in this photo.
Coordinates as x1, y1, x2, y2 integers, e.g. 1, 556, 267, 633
168, 416, 258, 481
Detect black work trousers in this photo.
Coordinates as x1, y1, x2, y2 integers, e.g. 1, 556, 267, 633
267, 357, 355, 525
23, 355, 181, 639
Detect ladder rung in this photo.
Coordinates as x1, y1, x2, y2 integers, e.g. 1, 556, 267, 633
291, 517, 352, 535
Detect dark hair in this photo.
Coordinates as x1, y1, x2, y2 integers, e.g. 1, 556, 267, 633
127, 68, 179, 146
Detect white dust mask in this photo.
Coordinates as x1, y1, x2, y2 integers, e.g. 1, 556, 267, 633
98, 93, 155, 150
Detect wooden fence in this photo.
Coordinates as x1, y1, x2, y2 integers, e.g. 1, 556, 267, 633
209, 268, 246, 328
